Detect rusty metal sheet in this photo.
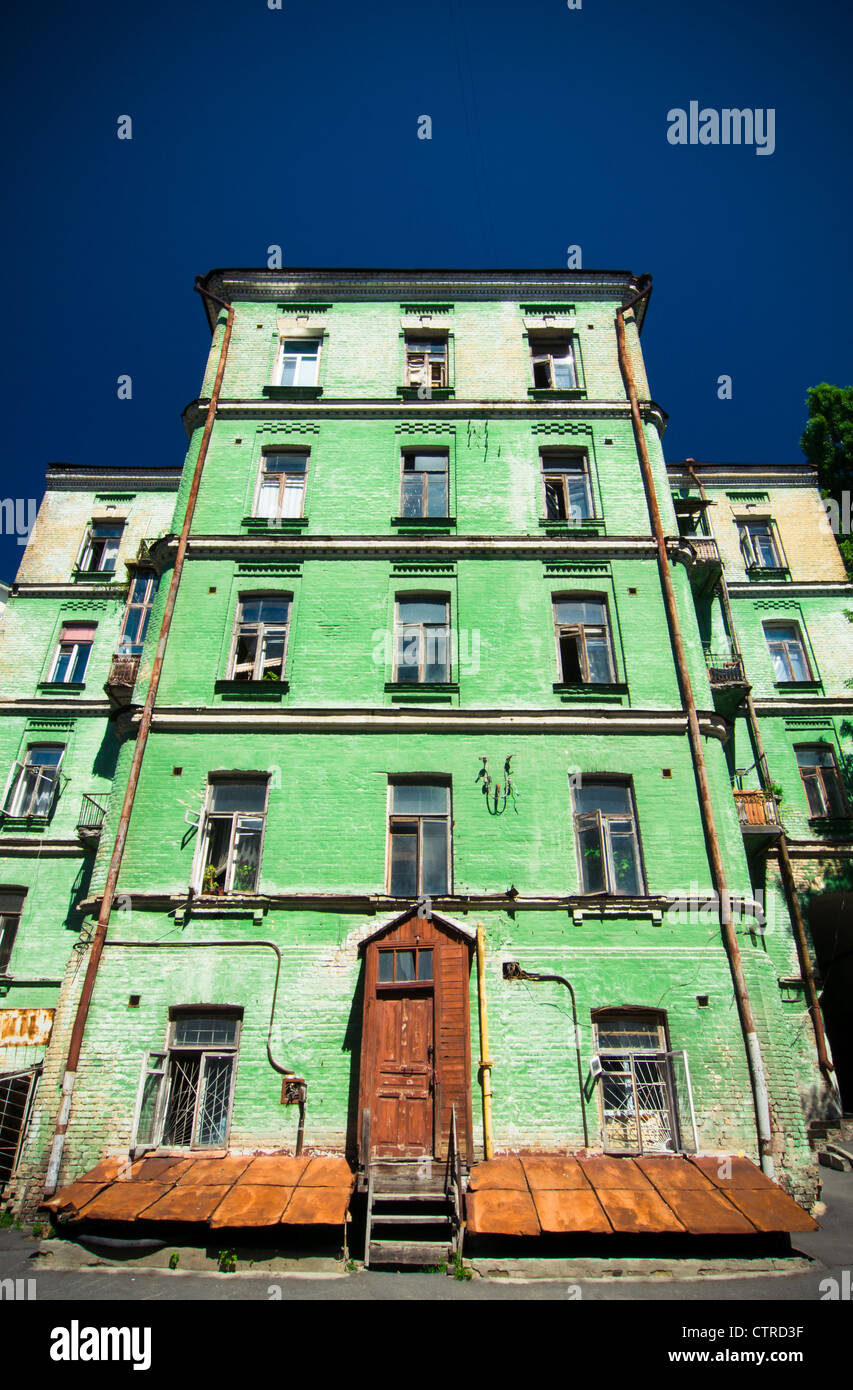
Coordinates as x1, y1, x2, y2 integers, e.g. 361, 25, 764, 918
41, 1180, 113, 1216
532, 1188, 612, 1234
658, 1188, 757, 1235
594, 1187, 686, 1234
241, 1155, 310, 1186
0, 1007, 54, 1047
298, 1156, 355, 1190
66, 1156, 127, 1186
209, 1185, 295, 1229
521, 1156, 592, 1191
689, 1155, 777, 1191
129, 1156, 193, 1182
141, 1184, 233, 1223
176, 1156, 252, 1185
74, 1182, 171, 1223
281, 1185, 352, 1225
578, 1157, 654, 1191
466, 1157, 528, 1191
466, 1188, 540, 1237
722, 1187, 819, 1234
635, 1157, 718, 1192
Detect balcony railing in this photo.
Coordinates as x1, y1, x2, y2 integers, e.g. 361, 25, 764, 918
107, 653, 140, 688
705, 651, 747, 686
689, 538, 721, 566
76, 793, 109, 839
733, 789, 781, 829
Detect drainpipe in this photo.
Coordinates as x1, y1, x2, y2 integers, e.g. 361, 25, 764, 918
476, 923, 494, 1159
686, 467, 834, 1086
501, 962, 589, 1149
616, 281, 775, 1176
44, 282, 234, 1194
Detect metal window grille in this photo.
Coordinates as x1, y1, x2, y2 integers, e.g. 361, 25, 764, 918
0, 1067, 39, 1186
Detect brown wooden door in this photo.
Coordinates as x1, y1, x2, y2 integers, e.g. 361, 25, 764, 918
372, 991, 434, 1158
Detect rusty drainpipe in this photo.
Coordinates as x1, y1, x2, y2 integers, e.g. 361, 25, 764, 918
44, 282, 234, 1194
687, 463, 834, 1086
616, 279, 775, 1175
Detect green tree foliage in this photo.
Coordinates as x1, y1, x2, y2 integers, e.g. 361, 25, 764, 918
801, 384, 853, 575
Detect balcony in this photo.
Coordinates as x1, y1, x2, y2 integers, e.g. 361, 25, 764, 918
76, 793, 108, 844
104, 653, 140, 711
704, 650, 749, 717
686, 537, 722, 595
733, 788, 782, 852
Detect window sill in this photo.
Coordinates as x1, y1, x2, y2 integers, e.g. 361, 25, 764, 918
262, 385, 323, 400
773, 680, 823, 694
570, 895, 662, 926
391, 515, 456, 530
241, 516, 308, 532
528, 387, 586, 401
746, 566, 790, 582
553, 682, 627, 703
215, 679, 288, 700
38, 682, 85, 694
0, 816, 51, 832
396, 386, 455, 401
538, 517, 604, 536
386, 681, 458, 703
806, 814, 853, 836
71, 569, 117, 583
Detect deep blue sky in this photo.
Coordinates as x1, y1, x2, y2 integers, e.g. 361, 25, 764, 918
1, 0, 851, 581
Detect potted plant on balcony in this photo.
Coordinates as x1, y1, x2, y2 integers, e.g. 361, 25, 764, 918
202, 864, 222, 896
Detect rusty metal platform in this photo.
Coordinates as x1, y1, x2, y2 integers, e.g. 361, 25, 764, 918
42, 1152, 356, 1229
465, 1154, 818, 1238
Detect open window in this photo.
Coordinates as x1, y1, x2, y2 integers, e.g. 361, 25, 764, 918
554, 595, 615, 684
2, 746, 64, 820
387, 780, 451, 896
77, 521, 123, 575
0, 889, 26, 975
530, 334, 577, 389
198, 777, 268, 895
394, 595, 450, 683
591, 1009, 697, 1155
229, 595, 290, 682
48, 622, 96, 684
132, 1008, 242, 1151
254, 453, 308, 521
739, 519, 785, 571
541, 452, 594, 521
796, 745, 849, 818
573, 779, 645, 895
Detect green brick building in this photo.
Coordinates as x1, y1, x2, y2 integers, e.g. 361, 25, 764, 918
3, 269, 848, 1234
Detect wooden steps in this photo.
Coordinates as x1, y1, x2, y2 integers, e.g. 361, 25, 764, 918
363, 1158, 461, 1269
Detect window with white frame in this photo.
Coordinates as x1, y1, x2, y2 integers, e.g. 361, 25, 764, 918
3, 746, 64, 819
119, 572, 158, 655
133, 1008, 242, 1151
198, 777, 268, 894
404, 336, 448, 389
530, 335, 577, 389
400, 451, 449, 518
77, 521, 123, 574
796, 745, 849, 818
49, 622, 96, 684
739, 520, 783, 570
541, 452, 594, 521
229, 595, 290, 682
573, 780, 644, 896
592, 1010, 696, 1155
394, 596, 450, 683
275, 338, 321, 387
763, 621, 813, 682
387, 780, 451, 896
554, 595, 615, 684
254, 453, 308, 521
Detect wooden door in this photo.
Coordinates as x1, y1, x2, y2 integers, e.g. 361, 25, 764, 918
372, 991, 434, 1157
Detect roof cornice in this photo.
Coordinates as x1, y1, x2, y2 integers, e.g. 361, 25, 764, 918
45, 468, 181, 493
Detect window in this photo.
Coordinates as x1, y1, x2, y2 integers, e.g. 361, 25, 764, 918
119, 572, 158, 655
739, 520, 782, 570
134, 1009, 242, 1151
394, 596, 450, 683
3, 746, 63, 819
276, 338, 321, 387
254, 453, 308, 521
554, 596, 615, 684
764, 622, 813, 682
377, 946, 434, 984
573, 780, 644, 895
400, 452, 449, 518
530, 335, 577, 389
592, 1010, 695, 1154
796, 746, 848, 818
404, 337, 448, 389
199, 778, 268, 894
542, 453, 594, 521
229, 596, 290, 682
77, 521, 123, 574
388, 781, 450, 896
0, 892, 25, 975
48, 623, 95, 683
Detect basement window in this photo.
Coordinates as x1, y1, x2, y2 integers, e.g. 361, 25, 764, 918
591, 1009, 696, 1154
132, 1008, 242, 1151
